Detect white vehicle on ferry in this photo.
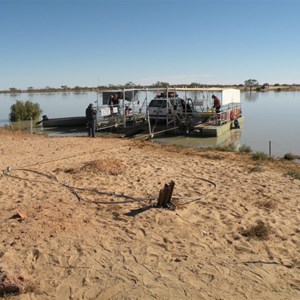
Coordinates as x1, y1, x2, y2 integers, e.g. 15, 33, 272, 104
147, 91, 193, 123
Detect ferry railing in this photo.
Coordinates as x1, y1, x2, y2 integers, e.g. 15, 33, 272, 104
203, 103, 242, 126
95, 104, 146, 130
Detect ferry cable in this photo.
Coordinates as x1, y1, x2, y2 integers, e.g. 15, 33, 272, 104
2, 167, 218, 207
2, 167, 156, 205
174, 176, 217, 206
2, 144, 129, 171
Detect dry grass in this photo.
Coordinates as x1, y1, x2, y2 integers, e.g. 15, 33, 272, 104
286, 170, 300, 180
53, 159, 126, 176
252, 152, 269, 161
248, 164, 263, 173
81, 159, 126, 176
239, 220, 271, 240
0, 127, 28, 137
255, 199, 277, 210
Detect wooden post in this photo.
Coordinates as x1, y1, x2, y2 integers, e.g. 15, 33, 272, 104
30, 117, 33, 139
156, 180, 175, 209
165, 180, 175, 207
157, 189, 164, 207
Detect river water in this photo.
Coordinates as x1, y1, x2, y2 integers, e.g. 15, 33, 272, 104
0, 90, 299, 157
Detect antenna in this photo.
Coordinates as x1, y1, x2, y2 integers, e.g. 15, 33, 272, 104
95, 76, 100, 108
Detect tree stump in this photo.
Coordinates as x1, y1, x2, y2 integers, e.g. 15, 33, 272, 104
0, 267, 25, 296
157, 180, 175, 209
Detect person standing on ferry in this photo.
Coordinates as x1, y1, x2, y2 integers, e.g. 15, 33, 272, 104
85, 103, 97, 137
212, 95, 221, 113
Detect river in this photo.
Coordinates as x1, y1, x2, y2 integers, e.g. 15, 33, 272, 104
0, 90, 299, 157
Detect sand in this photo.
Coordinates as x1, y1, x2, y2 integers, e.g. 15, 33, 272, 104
0, 129, 299, 299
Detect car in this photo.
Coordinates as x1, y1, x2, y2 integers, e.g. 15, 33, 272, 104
147, 96, 186, 122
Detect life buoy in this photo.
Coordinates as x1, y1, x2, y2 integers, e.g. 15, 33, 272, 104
230, 109, 236, 120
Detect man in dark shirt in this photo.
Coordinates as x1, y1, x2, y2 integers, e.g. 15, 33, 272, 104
212, 95, 221, 113
108, 94, 120, 115
85, 103, 97, 137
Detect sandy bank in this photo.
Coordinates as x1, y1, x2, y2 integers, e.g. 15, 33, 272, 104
0, 130, 299, 299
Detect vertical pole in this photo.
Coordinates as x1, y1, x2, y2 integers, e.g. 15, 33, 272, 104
174, 87, 177, 125
96, 92, 99, 108
147, 109, 153, 139
185, 90, 188, 133
166, 87, 169, 126
269, 140, 272, 157
185, 90, 187, 116
123, 89, 126, 128
132, 89, 135, 124
145, 88, 148, 113
30, 117, 33, 139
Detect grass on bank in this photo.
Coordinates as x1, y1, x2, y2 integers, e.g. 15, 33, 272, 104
239, 144, 252, 153
252, 151, 270, 161
216, 142, 236, 152
216, 143, 252, 153
286, 170, 300, 180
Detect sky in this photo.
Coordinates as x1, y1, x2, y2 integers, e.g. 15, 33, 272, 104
1, 0, 300, 90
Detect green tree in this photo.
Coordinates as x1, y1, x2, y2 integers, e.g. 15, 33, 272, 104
151, 81, 170, 88
244, 79, 259, 91
188, 82, 202, 88
125, 81, 136, 87
9, 87, 17, 92
244, 79, 259, 87
10, 100, 42, 122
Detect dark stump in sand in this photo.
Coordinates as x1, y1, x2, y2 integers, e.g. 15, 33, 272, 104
0, 267, 25, 296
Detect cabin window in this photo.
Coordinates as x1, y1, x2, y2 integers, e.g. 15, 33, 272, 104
149, 100, 167, 108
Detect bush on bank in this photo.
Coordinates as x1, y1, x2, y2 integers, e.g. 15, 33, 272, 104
10, 100, 42, 122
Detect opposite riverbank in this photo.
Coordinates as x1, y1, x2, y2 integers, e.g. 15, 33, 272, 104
1, 84, 300, 94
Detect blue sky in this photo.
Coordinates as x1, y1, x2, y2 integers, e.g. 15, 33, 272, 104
1, 0, 300, 90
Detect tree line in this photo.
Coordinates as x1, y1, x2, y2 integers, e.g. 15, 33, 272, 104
2, 80, 300, 94
1, 81, 247, 94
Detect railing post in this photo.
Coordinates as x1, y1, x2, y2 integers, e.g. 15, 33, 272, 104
123, 89, 126, 128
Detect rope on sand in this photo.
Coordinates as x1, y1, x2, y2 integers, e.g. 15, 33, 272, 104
2, 167, 155, 205
2, 168, 217, 207
242, 260, 299, 269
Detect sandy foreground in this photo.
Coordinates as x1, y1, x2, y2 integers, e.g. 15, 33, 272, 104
0, 130, 299, 300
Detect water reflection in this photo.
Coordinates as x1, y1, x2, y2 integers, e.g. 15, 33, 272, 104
244, 91, 259, 102
154, 128, 242, 150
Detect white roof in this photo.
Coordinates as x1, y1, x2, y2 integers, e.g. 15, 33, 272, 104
221, 89, 241, 105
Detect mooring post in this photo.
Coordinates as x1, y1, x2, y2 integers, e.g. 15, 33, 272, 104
165, 180, 175, 206
269, 140, 272, 157
156, 180, 175, 208
157, 189, 164, 207
30, 117, 33, 139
